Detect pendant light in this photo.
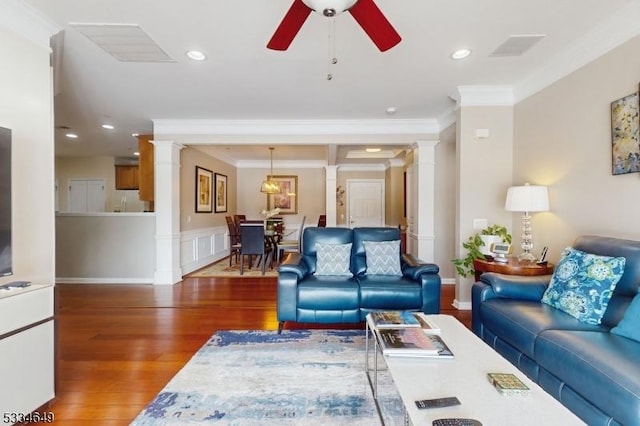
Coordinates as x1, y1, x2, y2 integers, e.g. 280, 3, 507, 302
260, 147, 282, 194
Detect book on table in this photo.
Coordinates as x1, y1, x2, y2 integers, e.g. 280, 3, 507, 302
487, 373, 530, 396
375, 328, 454, 358
370, 311, 441, 334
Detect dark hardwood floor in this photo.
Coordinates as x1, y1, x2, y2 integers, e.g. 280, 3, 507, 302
51, 276, 470, 425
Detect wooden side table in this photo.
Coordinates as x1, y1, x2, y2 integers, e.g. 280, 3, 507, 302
473, 257, 554, 282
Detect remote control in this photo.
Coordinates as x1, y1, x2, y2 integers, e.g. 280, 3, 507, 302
8, 281, 31, 288
415, 396, 461, 409
433, 419, 482, 426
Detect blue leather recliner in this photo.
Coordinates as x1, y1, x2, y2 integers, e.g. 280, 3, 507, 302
277, 227, 441, 333
472, 235, 640, 426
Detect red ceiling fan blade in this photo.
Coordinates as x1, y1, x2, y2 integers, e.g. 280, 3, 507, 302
348, 0, 401, 52
267, 0, 312, 50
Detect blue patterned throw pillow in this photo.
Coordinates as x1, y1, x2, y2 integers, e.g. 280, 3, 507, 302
363, 240, 402, 276
541, 247, 626, 324
315, 243, 353, 276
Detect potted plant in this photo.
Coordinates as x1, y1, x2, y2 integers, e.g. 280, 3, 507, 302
452, 225, 512, 278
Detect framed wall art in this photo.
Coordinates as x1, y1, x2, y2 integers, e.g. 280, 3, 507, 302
195, 166, 213, 213
214, 172, 228, 213
611, 91, 640, 175
266, 175, 298, 214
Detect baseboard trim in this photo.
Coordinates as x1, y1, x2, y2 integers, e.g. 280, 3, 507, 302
453, 299, 472, 311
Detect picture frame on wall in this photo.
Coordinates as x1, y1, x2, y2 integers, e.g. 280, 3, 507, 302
195, 166, 213, 213
611, 91, 640, 175
267, 175, 298, 214
214, 173, 228, 213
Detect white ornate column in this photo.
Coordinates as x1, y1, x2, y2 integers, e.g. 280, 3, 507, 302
408, 140, 439, 262
151, 140, 184, 285
324, 165, 338, 227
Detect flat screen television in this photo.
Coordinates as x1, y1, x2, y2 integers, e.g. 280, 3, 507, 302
0, 127, 12, 277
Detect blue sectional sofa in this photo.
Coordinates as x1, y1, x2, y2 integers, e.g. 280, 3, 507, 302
472, 235, 640, 425
277, 226, 441, 333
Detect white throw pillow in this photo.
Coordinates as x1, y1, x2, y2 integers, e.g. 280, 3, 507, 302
363, 240, 402, 276
315, 243, 353, 276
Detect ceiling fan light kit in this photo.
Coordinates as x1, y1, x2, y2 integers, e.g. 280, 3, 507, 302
302, 0, 358, 16
267, 0, 401, 52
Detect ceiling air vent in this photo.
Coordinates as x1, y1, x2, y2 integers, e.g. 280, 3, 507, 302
490, 35, 546, 57
70, 23, 175, 62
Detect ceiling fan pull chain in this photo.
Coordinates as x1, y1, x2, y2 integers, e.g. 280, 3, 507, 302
327, 18, 337, 81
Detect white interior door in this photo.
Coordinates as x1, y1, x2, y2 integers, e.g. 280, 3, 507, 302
347, 179, 384, 227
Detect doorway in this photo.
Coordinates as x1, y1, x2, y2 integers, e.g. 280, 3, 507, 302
346, 179, 384, 227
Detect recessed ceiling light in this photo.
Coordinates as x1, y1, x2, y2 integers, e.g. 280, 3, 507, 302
65, 133, 78, 139
186, 50, 206, 61
366, 148, 382, 153
131, 133, 139, 137
451, 48, 472, 60
102, 124, 114, 130
385, 106, 397, 115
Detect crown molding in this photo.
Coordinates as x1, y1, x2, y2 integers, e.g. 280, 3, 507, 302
0, 0, 61, 48
456, 86, 514, 107
153, 118, 440, 137
337, 164, 387, 172
236, 159, 327, 169
514, 1, 640, 103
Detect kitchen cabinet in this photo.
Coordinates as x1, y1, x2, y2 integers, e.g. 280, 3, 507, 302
115, 165, 139, 190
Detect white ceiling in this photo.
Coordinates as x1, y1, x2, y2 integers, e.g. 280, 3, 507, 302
21, 0, 640, 165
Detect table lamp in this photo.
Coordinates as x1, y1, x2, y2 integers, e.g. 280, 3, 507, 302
505, 183, 549, 262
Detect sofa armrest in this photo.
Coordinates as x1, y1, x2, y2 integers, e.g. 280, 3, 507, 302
277, 253, 309, 322
277, 252, 308, 280
479, 272, 551, 301
401, 253, 440, 280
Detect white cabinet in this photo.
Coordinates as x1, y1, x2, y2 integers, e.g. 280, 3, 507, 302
0, 285, 55, 423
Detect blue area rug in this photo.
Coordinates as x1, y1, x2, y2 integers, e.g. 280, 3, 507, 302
130, 330, 405, 425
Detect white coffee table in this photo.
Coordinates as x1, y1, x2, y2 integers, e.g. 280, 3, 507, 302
366, 314, 585, 425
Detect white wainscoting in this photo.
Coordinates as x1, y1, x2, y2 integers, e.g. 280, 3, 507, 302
180, 226, 229, 275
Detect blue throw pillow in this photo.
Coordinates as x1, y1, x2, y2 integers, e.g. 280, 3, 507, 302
611, 292, 640, 342
315, 242, 352, 276
541, 247, 626, 324
363, 240, 402, 276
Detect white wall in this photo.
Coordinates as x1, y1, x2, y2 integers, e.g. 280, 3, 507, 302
55, 213, 156, 283
514, 35, 640, 263
455, 105, 514, 306
0, 14, 56, 286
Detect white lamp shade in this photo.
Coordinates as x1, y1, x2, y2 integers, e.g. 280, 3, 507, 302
505, 185, 549, 212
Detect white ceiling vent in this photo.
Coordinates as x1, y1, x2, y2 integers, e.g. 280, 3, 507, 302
70, 23, 175, 62
490, 35, 546, 57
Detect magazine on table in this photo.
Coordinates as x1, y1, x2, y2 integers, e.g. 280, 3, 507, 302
369, 311, 441, 334
376, 328, 449, 357
423, 334, 454, 359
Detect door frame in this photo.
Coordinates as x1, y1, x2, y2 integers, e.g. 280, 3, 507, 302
345, 178, 385, 228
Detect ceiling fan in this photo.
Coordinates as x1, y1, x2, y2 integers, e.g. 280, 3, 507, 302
267, 0, 401, 52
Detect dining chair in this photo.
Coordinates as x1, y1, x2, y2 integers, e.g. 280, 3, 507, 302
239, 222, 273, 275
225, 216, 241, 266
278, 216, 306, 261
233, 214, 246, 226
317, 214, 326, 227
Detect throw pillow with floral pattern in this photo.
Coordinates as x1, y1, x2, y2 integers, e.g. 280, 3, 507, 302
541, 247, 626, 324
